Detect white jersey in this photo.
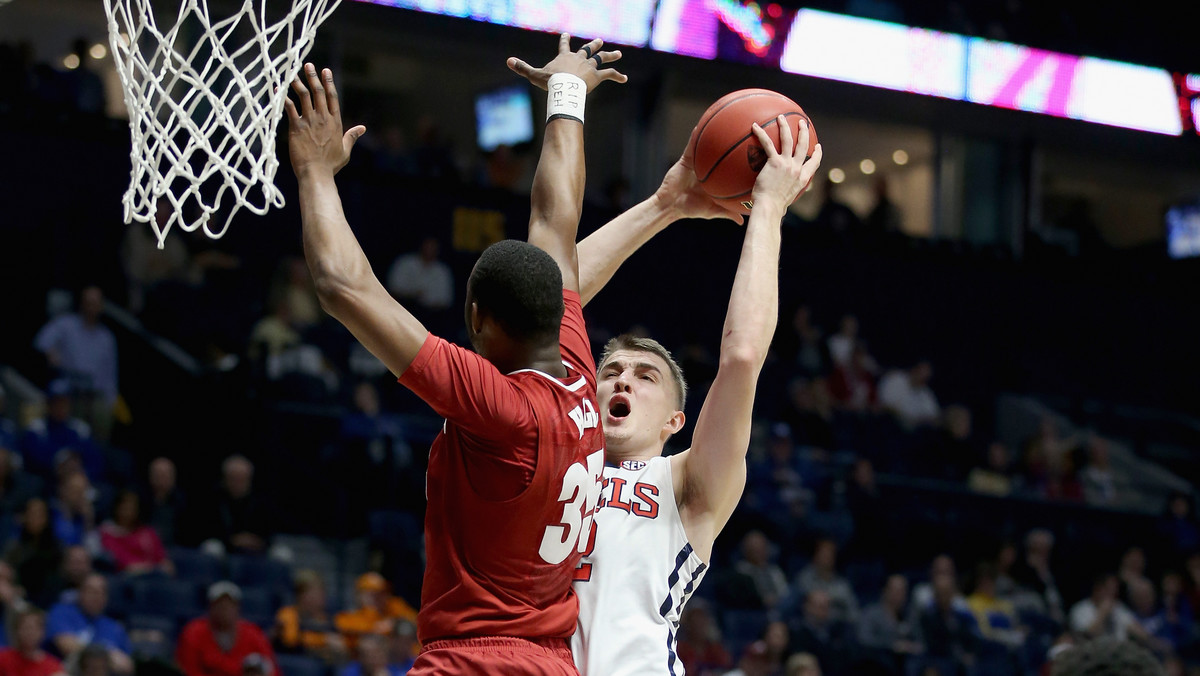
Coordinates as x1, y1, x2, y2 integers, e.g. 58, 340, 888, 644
571, 456, 709, 676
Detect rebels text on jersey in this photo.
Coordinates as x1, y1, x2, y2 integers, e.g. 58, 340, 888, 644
399, 290, 605, 644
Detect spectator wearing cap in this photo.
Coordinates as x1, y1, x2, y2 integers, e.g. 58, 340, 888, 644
0, 607, 65, 676
19, 380, 101, 481
45, 573, 133, 673
334, 573, 418, 651
176, 581, 278, 676
273, 570, 345, 661
99, 490, 173, 576
33, 286, 118, 442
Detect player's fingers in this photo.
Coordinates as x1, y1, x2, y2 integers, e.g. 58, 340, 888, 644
795, 118, 810, 160
777, 115, 794, 158
599, 68, 629, 84
343, 125, 366, 153
304, 63, 327, 115
558, 32, 571, 54
282, 95, 300, 126
593, 50, 622, 66
750, 123, 777, 157
322, 68, 340, 117
800, 143, 824, 184
290, 75, 312, 115
578, 37, 604, 59
507, 57, 547, 89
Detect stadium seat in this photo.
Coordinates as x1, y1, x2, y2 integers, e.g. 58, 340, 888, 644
239, 586, 277, 628
720, 608, 768, 645
228, 555, 292, 597
130, 578, 203, 624
369, 510, 423, 553
127, 614, 178, 661
274, 654, 329, 676
169, 547, 224, 585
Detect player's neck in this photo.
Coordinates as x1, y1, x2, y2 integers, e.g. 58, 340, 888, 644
605, 437, 663, 464
490, 340, 566, 378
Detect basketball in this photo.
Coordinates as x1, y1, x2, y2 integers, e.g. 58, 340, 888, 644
690, 89, 818, 214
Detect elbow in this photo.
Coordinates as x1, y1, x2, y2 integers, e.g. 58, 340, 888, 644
720, 344, 767, 373
312, 274, 359, 316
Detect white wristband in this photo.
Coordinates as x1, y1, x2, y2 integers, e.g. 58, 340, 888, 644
546, 73, 586, 123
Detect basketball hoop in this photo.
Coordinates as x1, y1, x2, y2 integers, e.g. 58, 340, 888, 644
103, 0, 342, 248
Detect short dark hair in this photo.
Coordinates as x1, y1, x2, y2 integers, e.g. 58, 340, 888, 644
598, 335, 687, 410
1050, 639, 1164, 676
467, 240, 563, 343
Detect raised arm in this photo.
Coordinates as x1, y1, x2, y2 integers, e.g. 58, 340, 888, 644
577, 127, 746, 305
677, 118, 823, 542
286, 64, 428, 377
508, 34, 627, 292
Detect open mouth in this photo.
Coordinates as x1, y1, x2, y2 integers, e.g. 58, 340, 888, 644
609, 397, 631, 419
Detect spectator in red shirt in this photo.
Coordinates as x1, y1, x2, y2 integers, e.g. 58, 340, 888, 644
0, 607, 65, 676
176, 581, 277, 676
99, 490, 173, 576
676, 601, 732, 676
828, 341, 877, 413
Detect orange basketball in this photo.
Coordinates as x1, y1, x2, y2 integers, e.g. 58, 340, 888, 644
690, 89, 817, 215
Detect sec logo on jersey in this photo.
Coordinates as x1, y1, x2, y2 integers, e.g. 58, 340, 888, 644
621, 460, 646, 471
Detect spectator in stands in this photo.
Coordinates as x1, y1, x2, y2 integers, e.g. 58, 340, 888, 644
1021, 417, 1077, 486
878, 361, 940, 429
144, 457, 187, 548
1080, 435, 1118, 506
1040, 449, 1084, 502
785, 305, 829, 377
273, 257, 322, 331
1069, 574, 1145, 642
866, 175, 902, 237
829, 342, 877, 413
762, 621, 790, 674
965, 562, 1023, 649
4, 497, 62, 606
0, 560, 25, 648
49, 471, 97, 551
247, 297, 300, 363
339, 382, 413, 473
33, 286, 118, 443
43, 545, 93, 606
857, 574, 922, 672
922, 405, 977, 482
412, 115, 459, 180
388, 620, 417, 675
1159, 492, 1200, 554
724, 640, 772, 676
789, 589, 854, 675
845, 458, 887, 560
19, 381, 101, 481
176, 581, 277, 676
795, 539, 859, 624
386, 237, 454, 314
1118, 547, 1150, 602
746, 427, 806, 520
814, 177, 863, 235
914, 572, 978, 673
826, 315, 860, 367
120, 199, 191, 314
340, 633, 404, 676
1012, 529, 1065, 625
1048, 637, 1164, 676
781, 378, 836, 452
99, 491, 172, 576
1126, 576, 1177, 657
0, 446, 42, 518
733, 531, 790, 611
76, 643, 113, 676
0, 607, 65, 676
45, 574, 133, 673
335, 573, 418, 650
993, 542, 1020, 600
198, 455, 272, 556
910, 555, 966, 627
784, 653, 821, 676
273, 569, 345, 662
0, 385, 15, 452
676, 601, 732, 676
967, 443, 1017, 497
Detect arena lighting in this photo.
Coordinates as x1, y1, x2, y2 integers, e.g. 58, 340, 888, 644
828, 168, 846, 183
63, 54, 80, 70
90, 43, 108, 59
356, 0, 1197, 136
892, 149, 909, 165
860, 159, 876, 174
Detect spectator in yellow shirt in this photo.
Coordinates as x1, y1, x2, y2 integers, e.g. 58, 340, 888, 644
274, 570, 346, 663
335, 573, 418, 651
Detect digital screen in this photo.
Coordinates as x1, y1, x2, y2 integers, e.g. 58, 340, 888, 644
1167, 200, 1200, 259
357, 0, 657, 47
356, 0, 1200, 137
475, 86, 534, 151
779, 9, 966, 100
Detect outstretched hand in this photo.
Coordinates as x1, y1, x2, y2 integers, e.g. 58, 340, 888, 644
507, 33, 628, 92
749, 116, 823, 212
284, 63, 366, 178
656, 125, 748, 225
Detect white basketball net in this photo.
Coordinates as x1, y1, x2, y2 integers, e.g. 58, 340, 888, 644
103, 0, 341, 248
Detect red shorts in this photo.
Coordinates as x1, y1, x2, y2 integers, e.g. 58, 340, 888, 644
408, 636, 578, 676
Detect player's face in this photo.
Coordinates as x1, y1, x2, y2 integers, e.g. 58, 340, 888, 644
597, 349, 681, 449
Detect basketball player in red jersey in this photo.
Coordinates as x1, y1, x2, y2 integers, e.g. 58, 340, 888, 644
285, 34, 625, 674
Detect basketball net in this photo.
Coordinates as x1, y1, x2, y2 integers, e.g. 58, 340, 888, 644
103, 0, 341, 248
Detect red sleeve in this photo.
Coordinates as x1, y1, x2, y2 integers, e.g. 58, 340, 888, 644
399, 334, 536, 442
248, 625, 278, 676
175, 622, 201, 676
559, 290, 595, 373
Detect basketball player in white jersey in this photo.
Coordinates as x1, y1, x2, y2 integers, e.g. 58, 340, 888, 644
568, 118, 823, 674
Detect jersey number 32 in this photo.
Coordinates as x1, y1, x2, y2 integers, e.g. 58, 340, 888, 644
538, 448, 604, 565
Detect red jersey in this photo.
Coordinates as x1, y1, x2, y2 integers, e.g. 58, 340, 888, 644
0, 649, 62, 676
399, 290, 604, 644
